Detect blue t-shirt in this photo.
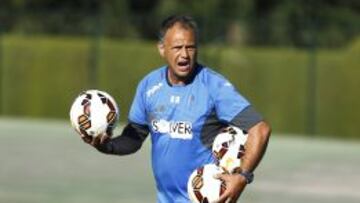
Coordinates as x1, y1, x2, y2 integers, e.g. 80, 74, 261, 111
129, 65, 251, 203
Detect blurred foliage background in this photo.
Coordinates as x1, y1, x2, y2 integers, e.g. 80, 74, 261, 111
0, 0, 359, 138
1, 0, 359, 46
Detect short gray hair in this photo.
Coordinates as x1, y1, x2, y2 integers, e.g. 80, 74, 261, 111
158, 15, 198, 43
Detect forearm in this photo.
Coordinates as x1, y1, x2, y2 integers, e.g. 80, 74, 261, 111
96, 122, 149, 155
214, 121, 270, 203
241, 121, 271, 172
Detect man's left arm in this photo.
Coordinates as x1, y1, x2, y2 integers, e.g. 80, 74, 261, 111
216, 120, 271, 203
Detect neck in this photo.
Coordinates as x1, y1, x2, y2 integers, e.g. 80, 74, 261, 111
167, 72, 186, 86
167, 64, 198, 86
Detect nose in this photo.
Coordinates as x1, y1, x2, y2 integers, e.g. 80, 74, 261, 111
180, 47, 189, 58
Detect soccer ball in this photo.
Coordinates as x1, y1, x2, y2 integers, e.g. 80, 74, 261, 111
212, 126, 248, 173
187, 164, 227, 203
69, 89, 119, 137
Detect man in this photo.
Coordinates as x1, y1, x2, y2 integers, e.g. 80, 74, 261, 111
80, 15, 271, 203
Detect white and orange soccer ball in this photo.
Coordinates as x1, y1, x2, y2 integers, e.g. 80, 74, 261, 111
69, 89, 119, 137
187, 164, 227, 203
212, 126, 248, 173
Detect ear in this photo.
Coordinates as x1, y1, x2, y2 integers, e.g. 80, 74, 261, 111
157, 42, 165, 58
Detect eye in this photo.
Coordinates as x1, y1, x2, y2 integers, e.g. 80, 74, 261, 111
186, 45, 196, 51
172, 46, 182, 51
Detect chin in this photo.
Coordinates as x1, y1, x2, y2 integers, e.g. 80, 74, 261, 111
179, 68, 194, 75
175, 73, 190, 79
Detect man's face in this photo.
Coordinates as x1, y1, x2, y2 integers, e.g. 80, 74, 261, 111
158, 23, 197, 84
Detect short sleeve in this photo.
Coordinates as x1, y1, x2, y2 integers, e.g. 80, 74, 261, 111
128, 80, 148, 125
214, 81, 250, 122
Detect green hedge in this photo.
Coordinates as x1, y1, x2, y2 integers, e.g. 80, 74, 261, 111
1, 35, 359, 138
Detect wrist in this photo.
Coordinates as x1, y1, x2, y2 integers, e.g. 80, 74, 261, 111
236, 170, 254, 184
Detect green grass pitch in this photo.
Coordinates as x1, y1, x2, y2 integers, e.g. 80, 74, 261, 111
0, 118, 359, 203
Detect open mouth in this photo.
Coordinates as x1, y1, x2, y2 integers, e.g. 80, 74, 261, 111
177, 61, 191, 71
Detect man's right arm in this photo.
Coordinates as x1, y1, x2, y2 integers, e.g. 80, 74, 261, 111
88, 122, 149, 155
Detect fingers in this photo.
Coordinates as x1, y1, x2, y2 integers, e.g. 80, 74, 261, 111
100, 134, 110, 144
231, 193, 240, 203
214, 173, 243, 203
213, 173, 230, 181
215, 191, 231, 203
90, 134, 100, 146
225, 198, 232, 203
216, 192, 239, 203
80, 133, 93, 144
91, 133, 109, 147
77, 128, 92, 144
77, 130, 109, 147
213, 173, 230, 203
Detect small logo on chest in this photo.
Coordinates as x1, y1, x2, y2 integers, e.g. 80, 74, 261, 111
170, 95, 181, 104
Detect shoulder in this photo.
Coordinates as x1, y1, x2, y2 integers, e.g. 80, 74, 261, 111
197, 65, 231, 89
141, 66, 167, 84
136, 66, 167, 92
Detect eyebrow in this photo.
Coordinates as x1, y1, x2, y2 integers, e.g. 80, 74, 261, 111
171, 44, 197, 49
